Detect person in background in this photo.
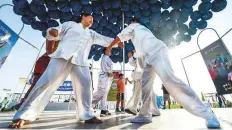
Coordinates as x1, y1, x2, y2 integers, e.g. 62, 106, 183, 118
125, 51, 160, 116
162, 84, 171, 109
13, 28, 60, 111
228, 65, 232, 86
116, 74, 125, 112
92, 48, 114, 117
0, 97, 9, 111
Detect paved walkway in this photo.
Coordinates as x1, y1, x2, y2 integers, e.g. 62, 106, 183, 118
0, 108, 231, 129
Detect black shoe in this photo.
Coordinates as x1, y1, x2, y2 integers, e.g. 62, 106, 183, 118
121, 108, 124, 112
100, 110, 111, 117
125, 109, 136, 115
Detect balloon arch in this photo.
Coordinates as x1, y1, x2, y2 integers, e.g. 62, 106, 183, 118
12, 0, 227, 63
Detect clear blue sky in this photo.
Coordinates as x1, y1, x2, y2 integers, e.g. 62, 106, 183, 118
0, 0, 232, 101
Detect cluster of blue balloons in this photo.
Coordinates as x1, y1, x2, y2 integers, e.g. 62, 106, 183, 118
13, 0, 227, 63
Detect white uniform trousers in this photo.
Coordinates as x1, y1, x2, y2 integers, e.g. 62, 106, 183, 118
13, 58, 94, 121
138, 47, 215, 120
92, 74, 112, 110
126, 80, 160, 115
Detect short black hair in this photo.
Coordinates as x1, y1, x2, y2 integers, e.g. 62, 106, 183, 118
81, 13, 92, 19
119, 74, 124, 77
130, 17, 140, 24
103, 47, 107, 54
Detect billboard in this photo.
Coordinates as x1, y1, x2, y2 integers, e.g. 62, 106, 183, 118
107, 72, 120, 101
201, 39, 232, 94
0, 20, 19, 69
57, 81, 73, 91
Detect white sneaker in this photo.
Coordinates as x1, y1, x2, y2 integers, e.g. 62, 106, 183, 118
206, 114, 220, 128
130, 115, 152, 123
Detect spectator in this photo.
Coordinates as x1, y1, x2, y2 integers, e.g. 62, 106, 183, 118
116, 74, 125, 112
162, 84, 171, 109
0, 97, 9, 111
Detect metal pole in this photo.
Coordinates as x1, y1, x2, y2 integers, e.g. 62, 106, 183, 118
122, 12, 126, 106
180, 58, 191, 86
18, 41, 46, 101
67, 91, 73, 111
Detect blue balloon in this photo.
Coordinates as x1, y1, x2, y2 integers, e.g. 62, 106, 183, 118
99, 17, 108, 27
30, 3, 46, 15
171, 0, 184, 9
21, 15, 35, 25
13, 7, 25, 15
106, 23, 114, 30
103, 2, 111, 9
47, 20, 59, 28
93, 54, 101, 61
112, 9, 121, 16
60, 5, 71, 13
130, 4, 140, 12
125, 0, 133, 4
189, 20, 198, 28
161, 1, 171, 9
93, 6, 102, 15
96, 25, 103, 33
122, 4, 130, 11
170, 9, 181, 20
125, 43, 134, 51
178, 23, 188, 33
48, 10, 60, 19
178, 16, 188, 23
38, 12, 50, 22
197, 20, 207, 29
73, 11, 82, 16
42, 31, 46, 38
90, 21, 98, 29
109, 16, 118, 24
150, 2, 161, 12
13, 0, 28, 8
211, 0, 227, 12
125, 11, 133, 17
149, 0, 159, 4
184, 0, 198, 7
45, 0, 57, 11
136, 0, 145, 3
181, 9, 192, 17
188, 27, 197, 35
32, 0, 45, 5
166, 19, 177, 30
202, 0, 212, 2
83, 6, 92, 14
199, 2, 212, 13
159, 19, 167, 27
61, 11, 73, 20
108, 32, 116, 38
112, 1, 121, 9
57, 1, 68, 9
141, 2, 150, 10
102, 28, 111, 36
104, 10, 113, 18
112, 26, 120, 34
183, 34, 191, 42
202, 11, 213, 20
93, 14, 102, 21
71, 16, 81, 23
134, 11, 142, 18
190, 11, 202, 20
81, 0, 89, 5
142, 10, 151, 17
70, 0, 83, 12
140, 17, 150, 24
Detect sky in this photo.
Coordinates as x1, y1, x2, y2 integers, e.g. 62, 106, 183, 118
0, 0, 232, 102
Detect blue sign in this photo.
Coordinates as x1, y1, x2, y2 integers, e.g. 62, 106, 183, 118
57, 81, 73, 91
0, 20, 19, 69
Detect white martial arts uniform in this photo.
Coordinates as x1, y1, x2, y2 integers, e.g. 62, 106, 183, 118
13, 21, 114, 121
126, 57, 160, 116
92, 55, 113, 110
117, 23, 217, 121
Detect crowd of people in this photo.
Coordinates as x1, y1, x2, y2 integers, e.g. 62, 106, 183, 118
7, 13, 220, 129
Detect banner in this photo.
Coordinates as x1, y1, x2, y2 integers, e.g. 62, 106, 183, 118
0, 20, 19, 69
57, 81, 73, 91
107, 72, 120, 101
201, 39, 232, 94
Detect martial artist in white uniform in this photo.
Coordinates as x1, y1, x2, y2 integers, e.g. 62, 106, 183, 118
92, 48, 114, 117
125, 53, 160, 117
107, 18, 220, 128
10, 13, 117, 128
